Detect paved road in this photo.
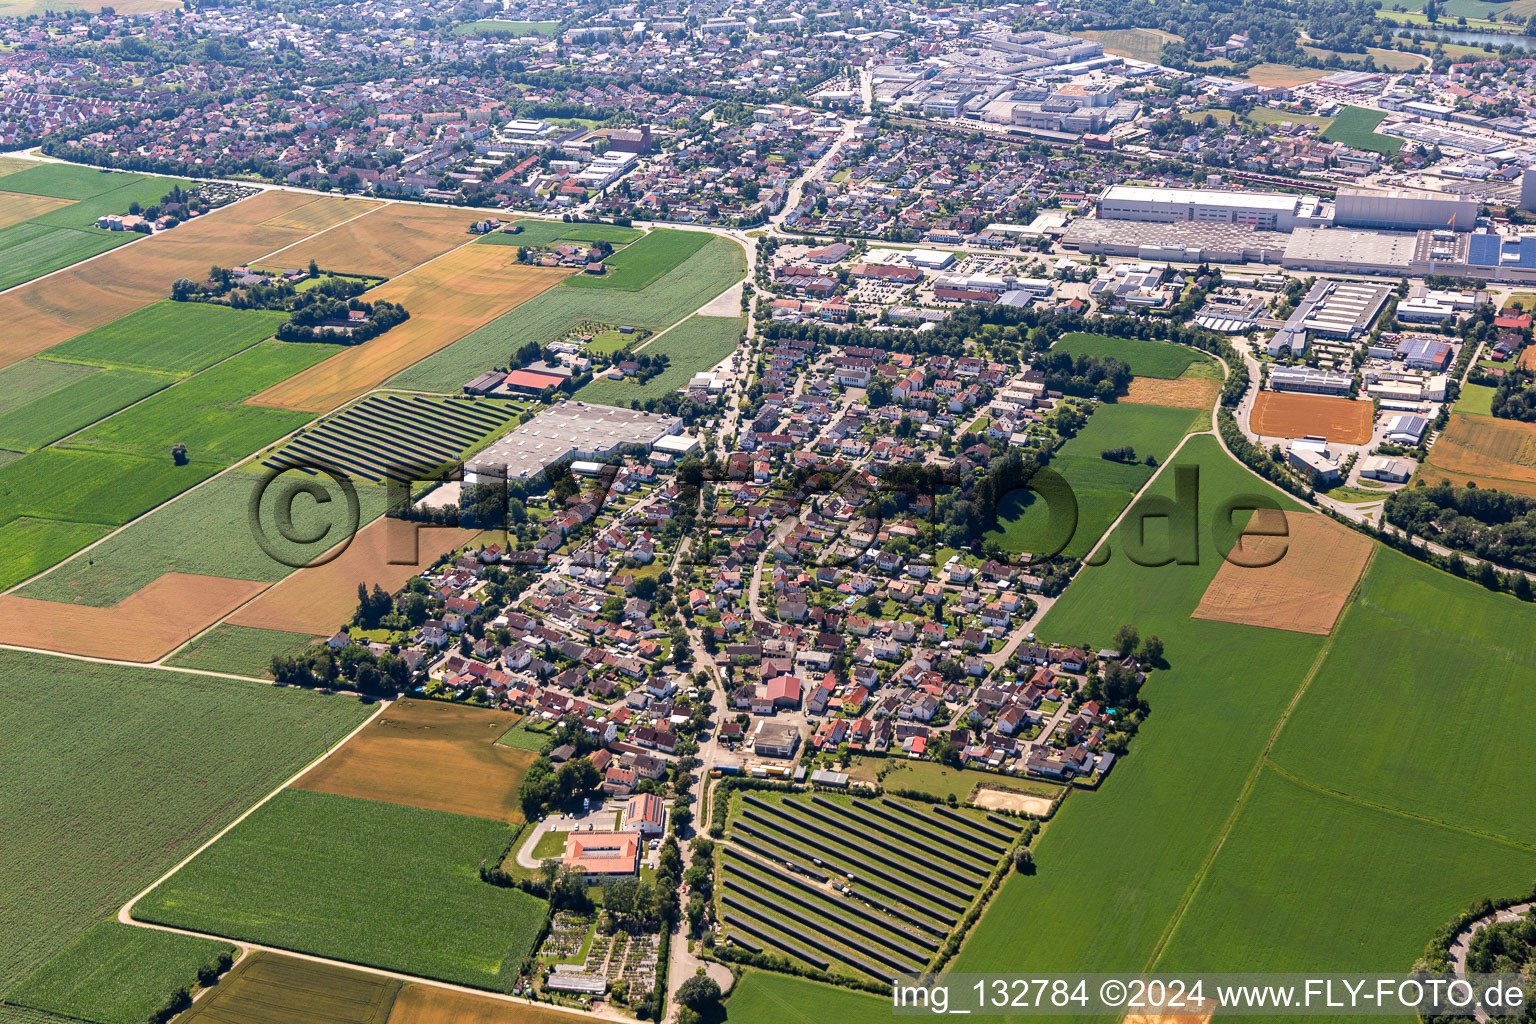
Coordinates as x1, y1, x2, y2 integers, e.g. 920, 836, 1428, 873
1448, 902, 1534, 1023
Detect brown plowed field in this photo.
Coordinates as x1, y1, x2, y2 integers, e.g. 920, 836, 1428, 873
247, 246, 568, 413
1192, 510, 1373, 635
1251, 391, 1373, 443
0, 572, 266, 661
296, 698, 538, 822
1420, 412, 1536, 492
226, 518, 479, 634
0, 192, 365, 369
387, 985, 594, 1024
1126, 376, 1222, 410
0, 192, 73, 229
255, 203, 482, 278
180, 952, 400, 1024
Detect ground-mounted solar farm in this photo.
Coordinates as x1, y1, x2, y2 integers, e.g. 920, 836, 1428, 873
718, 791, 1024, 983
259, 393, 523, 484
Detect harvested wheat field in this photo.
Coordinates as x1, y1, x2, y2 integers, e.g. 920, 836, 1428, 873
248, 247, 569, 412
1126, 376, 1222, 410
0, 193, 364, 368
1425, 412, 1536, 490
181, 952, 400, 1024
257, 202, 481, 278
255, 196, 382, 234
296, 698, 538, 822
1251, 391, 1373, 443
1519, 346, 1536, 372
387, 985, 593, 1024
0, 191, 74, 229
1192, 510, 1373, 635
1123, 998, 1216, 1024
227, 517, 479, 634
0, 572, 267, 661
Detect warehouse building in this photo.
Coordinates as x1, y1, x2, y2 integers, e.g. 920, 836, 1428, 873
1062, 217, 1288, 263
465, 402, 682, 483
1281, 227, 1418, 276
1096, 185, 1330, 233
1334, 187, 1478, 231
1269, 366, 1354, 395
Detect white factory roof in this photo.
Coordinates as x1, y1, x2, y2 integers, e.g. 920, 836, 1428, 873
1101, 185, 1300, 211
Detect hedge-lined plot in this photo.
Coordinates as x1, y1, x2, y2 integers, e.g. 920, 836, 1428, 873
260, 393, 522, 484
722, 793, 1022, 981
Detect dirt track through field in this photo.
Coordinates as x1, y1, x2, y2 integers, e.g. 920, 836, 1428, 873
295, 698, 537, 822
0, 571, 267, 661
246, 246, 569, 413
226, 518, 479, 634
0, 192, 368, 369
1251, 392, 1373, 444
1191, 510, 1373, 635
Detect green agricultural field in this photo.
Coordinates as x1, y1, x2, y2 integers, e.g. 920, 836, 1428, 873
956, 437, 1328, 982
576, 314, 740, 405
0, 368, 172, 452
42, 302, 287, 374
18, 472, 392, 607
165, 624, 322, 677
388, 234, 745, 394
0, 223, 132, 292
562, 228, 712, 292
134, 789, 548, 992
64, 339, 341, 463
0, 358, 98, 418
0, 163, 148, 201
1322, 105, 1403, 155
450, 18, 559, 35
1268, 548, 1536, 846
725, 970, 890, 1024
984, 402, 1204, 559
0, 516, 109, 591
0, 447, 214, 528
480, 220, 644, 248
1244, 106, 1336, 131
1155, 768, 1536, 978
1455, 382, 1498, 417
3, 922, 234, 1024
0, 650, 371, 993
1051, 333, 1209, 379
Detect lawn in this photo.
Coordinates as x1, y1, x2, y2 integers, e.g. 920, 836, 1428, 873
1322, 105, 1403, 155
133, 789, 549, 992
3, 922, 234, 1024
451, 18, 559, 35
0, 367, 173, 452
1051, 332, 1208, 379
562, 228, 712, 292
1455, 381, 1497, 416
984, 402, 1204, 560
165, 624, 322, 677
386, 234, 745, 394
496, 719, 553, 752
17, 472, 392, 607
0, 651, 372, 994
576, 314, 741, 405
724, 970, 890, 1024
41, 301, 286, 374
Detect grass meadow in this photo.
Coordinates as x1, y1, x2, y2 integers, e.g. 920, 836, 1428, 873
480, 220, 643, 248
576, 314, 741, 405
0, 651, 371, 994
724, 971, 890, 1024
3, 922, 234, 1024
984, 402, 1204, 559
388, 234, 744, 393
1322, 106, 1403, 155
562, 228, 712, 291
1051, 333, 1209, 379
166, 624, 323, 677
134, 789, 548, 991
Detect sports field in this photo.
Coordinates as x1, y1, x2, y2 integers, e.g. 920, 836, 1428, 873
388, 235, 746, 394
0, 573, 267, 662
133, 789, 548, 992
0, 651, 371, 995
576, 314, 741, 405
562, 228, 711, 291
984, 402, 1204, 560
1321, 105, 1403, 155
248, 246, 569, 412
1250, 391, 1374, 443
1418, 412, 1536, 494
1191, 510, 1374, 634
295, 698, 539, 822
257, 202, 479, 278
3, 923, 234, 1024
178, 952, 400, 1024
1051, 333, 1208, 379
225, 517, 480, 635
0, 192, 363, 369
165, 624, 322, 677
